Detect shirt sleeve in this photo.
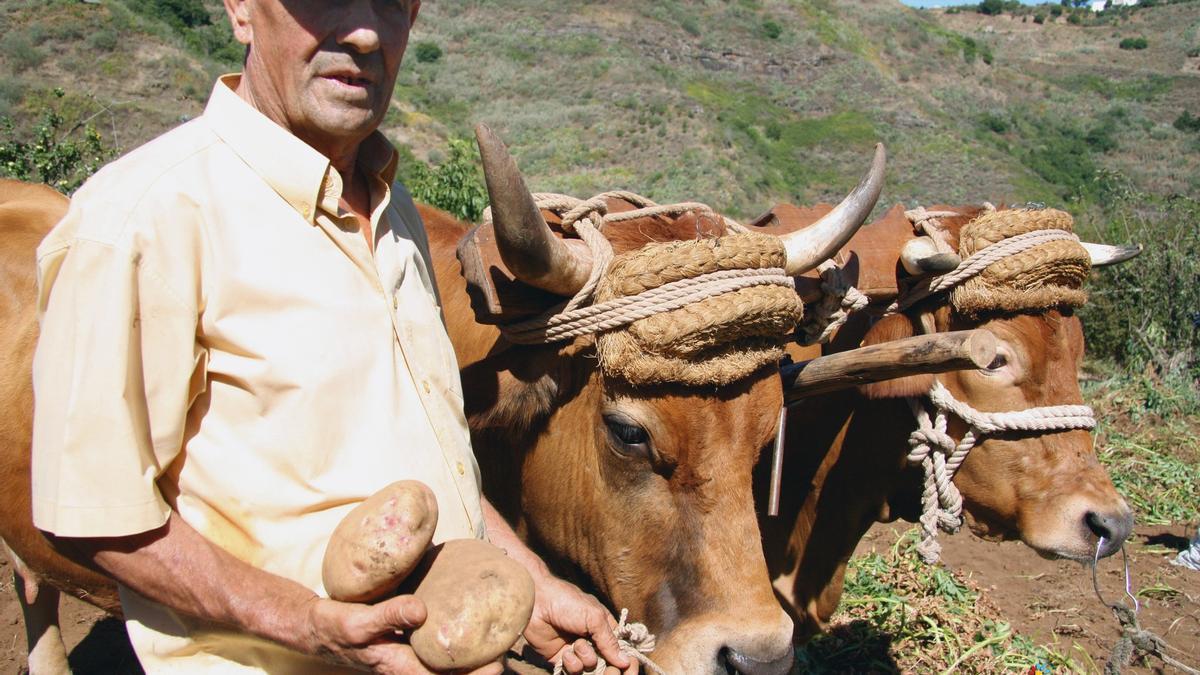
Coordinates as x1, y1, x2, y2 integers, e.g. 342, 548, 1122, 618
31, 188, 206, 538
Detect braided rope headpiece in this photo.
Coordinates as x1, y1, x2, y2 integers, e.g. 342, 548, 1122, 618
596, 231, 803, 386
950, 208, 1090, 316
495, 193, 803, 386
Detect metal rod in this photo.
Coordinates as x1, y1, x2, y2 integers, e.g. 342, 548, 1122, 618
768, 406, 787, 517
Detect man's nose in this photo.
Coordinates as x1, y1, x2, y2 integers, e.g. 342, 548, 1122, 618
338, 2, 383, 53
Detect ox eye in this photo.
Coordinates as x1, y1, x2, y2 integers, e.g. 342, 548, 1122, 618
986, 353, 1008, 371
602, 414, 651, 457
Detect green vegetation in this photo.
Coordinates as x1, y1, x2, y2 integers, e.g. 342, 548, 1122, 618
1086, 368, 1200, 526
1054, 73, 1172, 102
1175, 111, 1200, 132
402, 137, 488, 223
123, 0, 243, 65
0, 90, 114, 194
0, 31, 46, 73
796, 529, 1085, 672
414, 41, 443, 64
1079, 174, 1200, 377
1119, 36, 1149, 50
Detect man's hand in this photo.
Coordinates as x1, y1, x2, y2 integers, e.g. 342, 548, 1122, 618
304, 594, 504, 675
522, 574, 637, 675
480, 498, 636, 675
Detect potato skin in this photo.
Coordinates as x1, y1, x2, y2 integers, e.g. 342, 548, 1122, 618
405, 539, 536, 672
322, 480, 439, 603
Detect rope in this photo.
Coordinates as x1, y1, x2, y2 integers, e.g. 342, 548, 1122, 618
551, 609, 668, 675
502, 268, 793, 345
484, 192, 771, 346
905, 381, 1096, 563
889, 228, 1082, 314
1090, 544, 1200, 675
794, 259, 870, 345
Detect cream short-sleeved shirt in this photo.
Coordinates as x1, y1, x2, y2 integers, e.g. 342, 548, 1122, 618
31, 75, 485, 673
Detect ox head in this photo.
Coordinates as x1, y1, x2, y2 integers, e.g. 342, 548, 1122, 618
467, 126, 884, 673
861, 207, 1136, 562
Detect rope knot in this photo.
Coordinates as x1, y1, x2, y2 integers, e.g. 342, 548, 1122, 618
552, 609, 667, 675
906, 380, 1096, 563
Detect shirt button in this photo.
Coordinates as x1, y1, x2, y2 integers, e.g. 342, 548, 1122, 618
393, 295, 399, 310
456, 461, 466, 476
422, 380, 431, 394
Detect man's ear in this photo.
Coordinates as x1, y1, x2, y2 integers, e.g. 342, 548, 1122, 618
224, 0, 253, 45
857, 313, 935, 399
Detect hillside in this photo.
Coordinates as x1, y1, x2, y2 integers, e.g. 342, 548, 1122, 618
1, 0, 1196, 220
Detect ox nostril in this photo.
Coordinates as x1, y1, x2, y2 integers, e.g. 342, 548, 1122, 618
720, 647, 795, 675
1085, 510, 1134, 557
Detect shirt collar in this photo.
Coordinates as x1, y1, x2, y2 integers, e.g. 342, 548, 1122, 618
203, 74, 399, 225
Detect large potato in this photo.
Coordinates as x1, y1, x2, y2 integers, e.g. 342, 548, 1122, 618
405, 539, 536, 672
322, 480, 438, 603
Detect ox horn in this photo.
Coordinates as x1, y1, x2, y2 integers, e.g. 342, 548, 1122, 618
1082, 241, 1142, 267
780, 144, 887, 276
900, 236, 962, 275
475, 124, 593, 296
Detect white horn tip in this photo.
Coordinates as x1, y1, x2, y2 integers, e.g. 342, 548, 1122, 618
1083, 242, 1142, 267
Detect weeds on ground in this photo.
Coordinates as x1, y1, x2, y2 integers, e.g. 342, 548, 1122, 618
795, 529, 1087, 673
1084, 365, 1200, 527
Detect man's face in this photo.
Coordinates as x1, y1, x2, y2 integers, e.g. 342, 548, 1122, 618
227, 0, 420, 153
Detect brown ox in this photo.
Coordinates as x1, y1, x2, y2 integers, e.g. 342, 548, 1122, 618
0, 129, 884, 673
750, 203, 1137, 641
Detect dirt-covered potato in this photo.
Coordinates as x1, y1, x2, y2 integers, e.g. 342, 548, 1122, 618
405, 539, 536, 672
322, 480, 439, 603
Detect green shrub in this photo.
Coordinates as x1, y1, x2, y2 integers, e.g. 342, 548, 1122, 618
147, 0, 210, 31
1118, 36, 1148, 50
88, 28, 119, 52
0, 32, 47, 73
413, 41, 442, 64
760, 18, 783, 40
1080, 172, 1200, 377
1068, 11, 1083, 24
1050, 5, 1064, 16
0, 90, 114, 194
980, 111, 1008, 133
1175, 111, 1200, 133
1034, 13, 1046, 23
1187, 46, 1200, 58
403, 137, 488, 223
978, 0, 1005, 15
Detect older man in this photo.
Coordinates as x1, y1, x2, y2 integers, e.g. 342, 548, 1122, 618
29, 1, 632, 673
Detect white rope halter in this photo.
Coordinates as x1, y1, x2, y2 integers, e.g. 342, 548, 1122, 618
906, 381, 1097, 563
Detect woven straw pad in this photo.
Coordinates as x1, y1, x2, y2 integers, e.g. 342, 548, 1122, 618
594, 232, 803, 386
951, 208, 1090, 316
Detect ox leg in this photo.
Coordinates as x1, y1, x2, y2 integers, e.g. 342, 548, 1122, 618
6, 545, 71, 675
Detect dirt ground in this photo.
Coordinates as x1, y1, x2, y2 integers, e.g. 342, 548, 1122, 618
1, 523, 1196, 674
856, 522, 1200, 674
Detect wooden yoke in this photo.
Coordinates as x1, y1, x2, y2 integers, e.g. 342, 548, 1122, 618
781, 329, 997, 402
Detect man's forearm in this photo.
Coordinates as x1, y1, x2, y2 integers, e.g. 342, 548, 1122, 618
56, 511, 321, 655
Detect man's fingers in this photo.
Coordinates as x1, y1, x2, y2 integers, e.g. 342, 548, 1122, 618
363, 594, 427, 638
561, 646, 584, 674
572, 638, 599, 670
585, 608, 630, 669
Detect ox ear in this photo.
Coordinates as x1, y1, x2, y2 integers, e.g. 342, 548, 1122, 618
857, 314, 935, 400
